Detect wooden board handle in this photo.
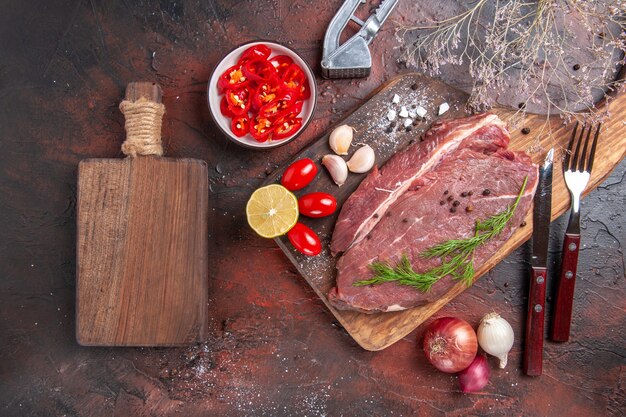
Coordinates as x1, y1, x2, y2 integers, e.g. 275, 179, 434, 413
120, 82, 165, 157
551, 233, 581, 342
524, 266, 546, 376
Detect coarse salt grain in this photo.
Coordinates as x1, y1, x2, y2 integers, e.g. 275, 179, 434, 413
398, 106, 408, 118
415, 106, 427, 118
392, 94, 400, 104
386, 109, 396, 121
403, 118, 413, 128
438, 102, 450, 115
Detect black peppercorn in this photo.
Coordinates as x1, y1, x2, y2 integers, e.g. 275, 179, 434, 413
460, 192, 468, 197
386, 211, 392, 217
411, 83, 418, 90
468, 191, 473, 196
385, 126, 393, 134
452, 200, 460, 207
373, 213, 379, 218
521, 127, 530, 135
439, 200, 445, 205
402, 218, 409, 223
405, 126, 413, 132
573, 64, 580, 71
443, 190, 449, 195
450, 207, 457, 213
447, 195, 454, 202
520, 221, 527, 227
518, 102, 526, 109
482, 189, 491, 196
366, 234, 372, 240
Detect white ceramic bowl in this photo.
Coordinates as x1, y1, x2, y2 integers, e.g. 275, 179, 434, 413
207, 41, 317, 149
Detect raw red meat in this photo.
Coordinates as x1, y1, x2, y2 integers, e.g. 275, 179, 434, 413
328, 114, 538, 313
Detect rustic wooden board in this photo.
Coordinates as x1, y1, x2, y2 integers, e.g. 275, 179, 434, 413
265, 73, 626, 351
76, 83, 209, 346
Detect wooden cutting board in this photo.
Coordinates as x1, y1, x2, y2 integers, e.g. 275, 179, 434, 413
265, 73, 626, 351
76, 82, 209, 346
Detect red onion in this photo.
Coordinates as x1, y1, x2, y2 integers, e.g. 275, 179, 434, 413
458, 354, 490, 393
423, 317, 478, 373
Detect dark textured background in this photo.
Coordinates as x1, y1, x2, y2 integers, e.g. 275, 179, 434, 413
0, 1, 624, 416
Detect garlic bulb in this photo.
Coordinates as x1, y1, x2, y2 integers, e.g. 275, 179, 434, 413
477, 312, 514, 369
329, 124, 353, 155
322, 154, 348, 186
347, 145, 375, 174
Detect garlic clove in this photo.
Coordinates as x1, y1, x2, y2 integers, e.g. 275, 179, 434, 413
347, 145, 375, 174
328, 124, 353, 155
477, 312, 514, 369
322, 154, 348, 186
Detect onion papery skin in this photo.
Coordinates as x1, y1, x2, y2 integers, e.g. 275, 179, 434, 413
422, 317, 478, 373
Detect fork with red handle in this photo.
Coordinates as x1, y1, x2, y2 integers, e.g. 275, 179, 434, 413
550, 122, 601, 342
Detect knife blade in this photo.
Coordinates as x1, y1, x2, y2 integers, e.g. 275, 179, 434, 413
523, 148, 554, 376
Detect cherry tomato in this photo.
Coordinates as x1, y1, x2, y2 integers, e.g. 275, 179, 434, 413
287, 222, 322, 256
298, 192, 337, 218
242, 58, 275, 83
249, 115, 274, 142
238, 44, 272, 64
281, 158, 317, 191
269, 55, 294, 76
281, 64, 310, 99
225, 86, 251, 116
231, 115, 250, 137
273, 115, 302, 140
218, 65, 247, 92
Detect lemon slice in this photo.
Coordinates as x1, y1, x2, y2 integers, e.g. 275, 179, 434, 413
246, 184, 299, 238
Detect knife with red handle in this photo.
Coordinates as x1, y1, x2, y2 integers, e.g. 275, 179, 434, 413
523, 148, 553, 376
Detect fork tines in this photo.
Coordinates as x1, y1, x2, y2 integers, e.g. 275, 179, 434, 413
566, 122, 601, 173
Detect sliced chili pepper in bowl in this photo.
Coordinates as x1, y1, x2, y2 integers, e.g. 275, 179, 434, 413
242, 58, 276, 83
273, 114, 303, 140
231, 114, 250, 137
225, 86, 251, 116
250, 115, 275, 142
217, 65, 247, 92
281, 64, 309, 99
238, 44, 272, 64
220, 95, 235, 117
253, 77, 284, 110
269, 55, 294, 76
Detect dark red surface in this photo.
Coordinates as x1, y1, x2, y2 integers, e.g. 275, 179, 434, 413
551, 233, 582, 342
0, 1, 625, 416
523, 267, 547, 376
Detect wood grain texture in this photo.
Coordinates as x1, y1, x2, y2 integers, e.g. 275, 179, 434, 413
76, 156, 209, 346
266, 73, 626, 351
76, 81, 209, 346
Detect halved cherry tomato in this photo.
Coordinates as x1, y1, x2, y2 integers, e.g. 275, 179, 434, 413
225, 86, 251, 116
218, 65, 247, 92
253, 77, 284, 109
273, 114, 302, 140
269, 55, 294, 76
231, 115, 250, 137
249, 115, 275, 142
281, 158, 317, 190
298, 192, 337, 218
281, 64, 310, 99
242, 58, 275, 83
238, 44, 272, 64
287, 222, 321, 256
220, 96, 235, 117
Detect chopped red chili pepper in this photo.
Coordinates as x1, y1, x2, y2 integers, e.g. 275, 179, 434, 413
225, 86, 251, 116
238, 44, 272, 64
269, 55, 294, 76
273, 114, 303, 140
231, 114, 250, 137
242, 58, 275, 83
249, 115, 275, 142
217, 65, 247, 92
